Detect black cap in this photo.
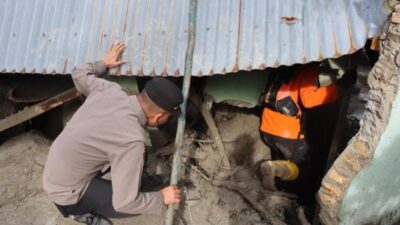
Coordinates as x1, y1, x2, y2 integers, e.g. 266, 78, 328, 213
144, 77, 183, 112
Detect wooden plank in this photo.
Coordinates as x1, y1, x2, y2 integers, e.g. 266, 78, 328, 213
0, 88, 80, 132
200, 101, 231, 169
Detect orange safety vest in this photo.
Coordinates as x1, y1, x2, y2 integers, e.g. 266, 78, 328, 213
260, 64, 339, 140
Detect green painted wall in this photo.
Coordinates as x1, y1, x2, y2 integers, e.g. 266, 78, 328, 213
204, 71, 269, 108
339, 88, 400, 225
105, 76, 139, 94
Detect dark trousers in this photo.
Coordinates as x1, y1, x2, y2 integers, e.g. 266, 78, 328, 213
56, 177, 134, 218
260, 132, 311, 185
55, 174, 165, 218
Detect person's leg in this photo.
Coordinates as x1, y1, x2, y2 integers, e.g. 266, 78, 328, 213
259, 132, 297, 189
259, 135, 311, 189
289, 138, 312, 198
273, 137, 313, 201
57, 174, 167, 219
59, 177, 134, 219
273, 137, 311, 181
260, 131, 285, 160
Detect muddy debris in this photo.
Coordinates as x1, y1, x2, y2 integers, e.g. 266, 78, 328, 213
0, 110, 310, 225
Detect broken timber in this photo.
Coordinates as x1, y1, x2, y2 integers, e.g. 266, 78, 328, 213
200, 101, 231, 169
0, 88, 80, 132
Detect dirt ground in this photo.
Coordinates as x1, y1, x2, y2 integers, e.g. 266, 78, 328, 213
0, 131, 164, 225
0, 112, 304, 225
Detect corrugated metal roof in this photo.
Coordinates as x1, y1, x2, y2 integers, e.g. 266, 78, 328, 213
0, 0, 387, 76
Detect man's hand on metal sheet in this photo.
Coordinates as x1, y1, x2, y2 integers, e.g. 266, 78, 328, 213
104, 41, 126, 68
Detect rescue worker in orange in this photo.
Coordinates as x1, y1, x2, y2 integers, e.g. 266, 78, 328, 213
259, 61, 343, 190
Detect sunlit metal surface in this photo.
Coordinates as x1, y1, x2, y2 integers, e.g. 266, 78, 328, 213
0, 0, 386, 76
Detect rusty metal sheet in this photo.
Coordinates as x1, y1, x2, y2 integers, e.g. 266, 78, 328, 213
0, 0, 387, 76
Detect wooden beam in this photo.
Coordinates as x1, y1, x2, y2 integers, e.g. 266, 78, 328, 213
200, 101, 231, 169
0, 88, 80, 132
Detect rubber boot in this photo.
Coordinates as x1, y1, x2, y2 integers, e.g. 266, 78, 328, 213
260, 160, 299, 189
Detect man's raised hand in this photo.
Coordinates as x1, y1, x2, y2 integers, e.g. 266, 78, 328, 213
104, 41, 126, 68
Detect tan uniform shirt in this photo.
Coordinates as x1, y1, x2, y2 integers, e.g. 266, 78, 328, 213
42, 61, 164, 215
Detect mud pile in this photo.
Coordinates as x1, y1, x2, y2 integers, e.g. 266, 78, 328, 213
0, 112, 306, 225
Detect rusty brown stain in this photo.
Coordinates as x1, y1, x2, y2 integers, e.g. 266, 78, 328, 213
317, 52, 325, 61
150, 69, 156, 76
301, 56, 307, 63
281, 16, 301, 24
174, 69, 180, 76
99, 32, 104, 48
63, 59, 68, 73
125, 68, 132, 76
246, 65, 252, 70
98, 0, 110, 56
109, 0, 120, 42
140, 1, 152, 77
332, 31, 341, 58
232, 64, 239, 72
235, 0, 242, 70
128, 1, 141, 70
115, 68, 122, 75
36, 89, 80, 112
272, 59, 280, 68
163, 0, 175, 78
138, 68, 144, 76
221, 68, 226, 74
122, 0, 130, 39
85, 0, 100, 61
346, 17, 357, 53
150, 1, 163, 77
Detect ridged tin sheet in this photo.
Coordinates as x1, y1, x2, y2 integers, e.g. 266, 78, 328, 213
0, 0, 386, 75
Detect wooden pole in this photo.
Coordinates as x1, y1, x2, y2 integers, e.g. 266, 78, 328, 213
164, 0, 198, 224
200, 101, 231, 169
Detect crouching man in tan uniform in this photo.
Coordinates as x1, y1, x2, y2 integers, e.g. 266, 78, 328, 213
43, 42, 182, 225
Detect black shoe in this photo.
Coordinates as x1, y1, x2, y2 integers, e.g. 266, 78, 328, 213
69, 213, 112, 225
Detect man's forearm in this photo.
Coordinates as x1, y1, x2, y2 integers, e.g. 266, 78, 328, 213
71, 61, 110, 96
93, 61, 109, 77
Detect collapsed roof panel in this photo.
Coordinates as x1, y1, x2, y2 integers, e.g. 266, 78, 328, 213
0, 0, 387, 76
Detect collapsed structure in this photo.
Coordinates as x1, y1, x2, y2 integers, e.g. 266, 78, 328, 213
1, 0, 400, 224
